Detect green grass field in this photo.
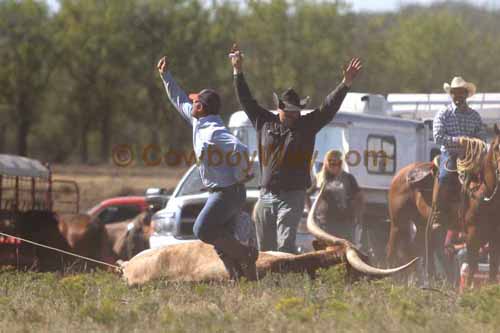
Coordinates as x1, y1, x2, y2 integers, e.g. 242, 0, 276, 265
1, 266, 500, 333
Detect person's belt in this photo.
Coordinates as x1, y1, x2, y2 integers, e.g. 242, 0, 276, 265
262, 183, 304, 194
207, 183, 241, 193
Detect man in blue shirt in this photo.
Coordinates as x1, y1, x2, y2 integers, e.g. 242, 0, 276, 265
432, 76, 485, 227
157, 56, 258, 281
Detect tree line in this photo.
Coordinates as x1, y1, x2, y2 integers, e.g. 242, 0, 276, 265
1, 0, 499, 163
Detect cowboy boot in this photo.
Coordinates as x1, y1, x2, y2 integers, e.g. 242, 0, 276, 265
213, 237, 259, 281
216, 250, 243, 281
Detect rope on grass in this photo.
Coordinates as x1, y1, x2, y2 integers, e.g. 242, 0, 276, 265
0, 231, 120, 270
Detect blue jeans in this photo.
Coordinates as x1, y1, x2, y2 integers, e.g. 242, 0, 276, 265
193, 183, 246, 244
438, 151, 457, 184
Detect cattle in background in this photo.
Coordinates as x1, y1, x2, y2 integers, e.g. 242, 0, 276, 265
0, 211, 115, 271
104, 211, 154, 261
1, 210, 154, 272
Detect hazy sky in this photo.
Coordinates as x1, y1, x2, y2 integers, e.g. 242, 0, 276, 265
46, 0, 500, 12
347, 0, 500, 11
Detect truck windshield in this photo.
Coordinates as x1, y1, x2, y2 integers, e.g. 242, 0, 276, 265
177, 163, 261, 196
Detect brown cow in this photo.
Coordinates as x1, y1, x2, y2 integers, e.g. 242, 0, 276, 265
1, 211, 88, 271
119, 185, 417, 285
58, 213, 114, 266
104, 211, 153, 261
0, 211, 122, 271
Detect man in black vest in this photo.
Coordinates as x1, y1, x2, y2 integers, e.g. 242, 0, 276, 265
230, 44, 362, 253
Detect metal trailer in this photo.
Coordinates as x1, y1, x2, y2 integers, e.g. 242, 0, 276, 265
0, 154, 80, 267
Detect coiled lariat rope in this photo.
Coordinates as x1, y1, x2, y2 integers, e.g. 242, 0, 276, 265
443, 138, 487, 176
456, 138, 487, 181
0, 231, 120, 270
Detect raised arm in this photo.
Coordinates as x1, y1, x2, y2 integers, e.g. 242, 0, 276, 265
230, 44, 273, 127
157, 56, 193, 126
302, 58, 362, 133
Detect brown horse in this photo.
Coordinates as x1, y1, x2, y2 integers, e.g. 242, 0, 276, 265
387, 125, 500, 286
467, 125, 500, 285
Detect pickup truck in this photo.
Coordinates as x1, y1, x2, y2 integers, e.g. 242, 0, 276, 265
149, 162, 315, 253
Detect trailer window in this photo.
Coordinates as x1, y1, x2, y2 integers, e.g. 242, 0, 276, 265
365, 135, 396, 174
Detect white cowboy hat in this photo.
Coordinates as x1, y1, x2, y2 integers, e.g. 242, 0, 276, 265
443, 76, 476, 97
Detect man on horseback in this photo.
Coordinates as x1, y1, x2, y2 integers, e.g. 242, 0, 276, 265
432, 76, 486, 227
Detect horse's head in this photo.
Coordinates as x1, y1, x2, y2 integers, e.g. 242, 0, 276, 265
481, 124, 500, 202
489, 124, 500, 170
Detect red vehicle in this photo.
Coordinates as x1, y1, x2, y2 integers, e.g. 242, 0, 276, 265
87, 196, 149, 225
87, 189, 169, 225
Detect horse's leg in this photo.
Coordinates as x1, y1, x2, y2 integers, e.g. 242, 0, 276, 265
414, 190, 439, 282
488, 229, 499, 283
430, 225, 449, 282
386, 223, 400, 265
387, 201, 413, 267
465, 224, 480, 288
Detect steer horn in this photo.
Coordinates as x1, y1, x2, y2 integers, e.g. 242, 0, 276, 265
307, 183, 418, 276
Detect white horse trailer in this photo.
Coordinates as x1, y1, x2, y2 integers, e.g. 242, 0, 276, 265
387, 93, 500, 142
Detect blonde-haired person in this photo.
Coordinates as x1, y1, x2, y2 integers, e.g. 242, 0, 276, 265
306, 150, 365, 244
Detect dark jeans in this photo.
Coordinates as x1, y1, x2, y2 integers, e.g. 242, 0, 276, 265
193, 183, 246, 245
438, 151, 457, 184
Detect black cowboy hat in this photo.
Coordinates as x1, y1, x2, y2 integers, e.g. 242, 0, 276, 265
272, 88, 310, 112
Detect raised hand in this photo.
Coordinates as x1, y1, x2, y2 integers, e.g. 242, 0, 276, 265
157, 56, 169, 75
229, 43, 243, 74
342, 57, 362, 87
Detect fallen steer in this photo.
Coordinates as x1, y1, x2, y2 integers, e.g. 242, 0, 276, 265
119, 185, 418, 285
